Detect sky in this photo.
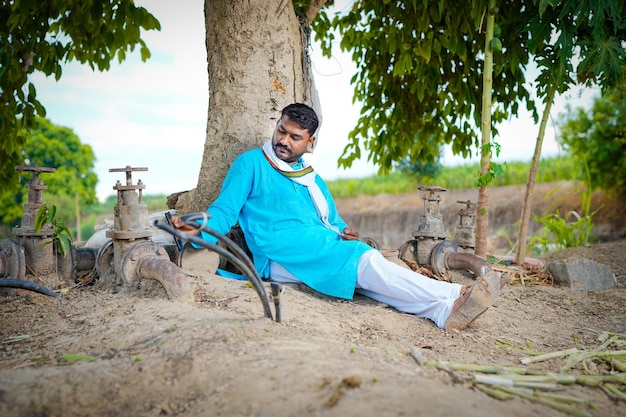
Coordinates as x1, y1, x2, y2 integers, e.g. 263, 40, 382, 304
32, 0, 598, 202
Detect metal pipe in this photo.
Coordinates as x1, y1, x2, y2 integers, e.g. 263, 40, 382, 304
430, 241, 502, 303
445, 251, 501, 302
75, 247, 99, 272
120, 241, 194, 302
271, 282, 283, 324
445, 251, 493, 278
135, 256, 194, 302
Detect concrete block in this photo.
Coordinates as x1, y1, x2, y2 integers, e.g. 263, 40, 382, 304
547, 258, 616, 291
180, 247, 220, 275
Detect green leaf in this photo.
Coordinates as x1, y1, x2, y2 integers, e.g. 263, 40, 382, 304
35, 204, 50, 232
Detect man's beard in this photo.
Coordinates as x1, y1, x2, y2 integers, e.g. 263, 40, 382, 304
273, 143, 293, 161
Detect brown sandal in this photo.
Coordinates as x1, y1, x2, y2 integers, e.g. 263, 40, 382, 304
444, 270, 502, 331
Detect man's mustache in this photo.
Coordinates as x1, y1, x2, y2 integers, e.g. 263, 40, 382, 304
273, 144, 290, 153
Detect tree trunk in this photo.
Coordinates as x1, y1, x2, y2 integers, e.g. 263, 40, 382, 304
514, 84, 557, 264
192, 0, 321, 212
474, 0, 496, 259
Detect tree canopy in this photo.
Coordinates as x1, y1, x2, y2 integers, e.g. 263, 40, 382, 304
313, 0, 626, 175
559, 81, 626, 195
0, 0, 160, 187
0, 117, 98, 232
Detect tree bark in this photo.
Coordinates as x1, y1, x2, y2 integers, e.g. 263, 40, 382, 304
192, 0, 320, 212
514, 84, 557, 264
474, 0, 496, 259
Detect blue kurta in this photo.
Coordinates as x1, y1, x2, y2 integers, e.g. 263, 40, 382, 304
199, 148, 372, 299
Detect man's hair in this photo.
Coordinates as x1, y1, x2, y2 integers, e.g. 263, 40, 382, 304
281, 103, 319, 136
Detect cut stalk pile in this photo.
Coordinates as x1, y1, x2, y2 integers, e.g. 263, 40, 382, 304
490, 261, 553, 286
411, 331, 626, 417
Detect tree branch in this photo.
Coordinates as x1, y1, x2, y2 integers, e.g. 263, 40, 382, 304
304, 0, 330, 25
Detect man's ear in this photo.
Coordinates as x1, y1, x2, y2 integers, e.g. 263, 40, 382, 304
307, 135, 316, 152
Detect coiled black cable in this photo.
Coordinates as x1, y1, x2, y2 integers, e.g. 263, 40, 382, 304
154, 212, 274, 320
0, 278, 60, 299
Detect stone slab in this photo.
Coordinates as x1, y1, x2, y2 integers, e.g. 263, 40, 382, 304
547, 258, 616, 291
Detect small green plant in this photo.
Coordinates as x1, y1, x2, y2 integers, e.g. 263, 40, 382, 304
529, 162, 601, 255
35, 202, 73, 257
164, 325, 177, 333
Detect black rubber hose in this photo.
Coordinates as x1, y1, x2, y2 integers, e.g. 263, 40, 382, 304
0, 278, 61, 299
180, 213, 260, 278
153, 217, 273, 320
156, 217, 265, 298
178, 213, 264, 285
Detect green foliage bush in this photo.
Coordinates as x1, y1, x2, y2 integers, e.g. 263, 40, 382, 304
0, 117, 97, 233
558, 85, 626, 196
327, 155, 580, 199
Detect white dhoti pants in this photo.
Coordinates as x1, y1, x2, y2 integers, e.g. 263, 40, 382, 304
269, 249, 462, 328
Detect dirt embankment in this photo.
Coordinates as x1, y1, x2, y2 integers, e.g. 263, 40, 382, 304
335, 181, 625, 254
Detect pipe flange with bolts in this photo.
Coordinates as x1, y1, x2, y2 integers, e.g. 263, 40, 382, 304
430, 240, 460, 280
0, 239, 26, 279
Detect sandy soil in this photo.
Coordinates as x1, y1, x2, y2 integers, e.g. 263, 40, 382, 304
1, 188, 625, 417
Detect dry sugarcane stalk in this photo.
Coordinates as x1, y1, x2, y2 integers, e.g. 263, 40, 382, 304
473, 383, 515, 400
534, 391, 589, 405
597, 331, 626, 344
434, 361, 530, 375
562, 350, 626, 372
410, 346, 427, 366
521, 348, 579, 365
601, 383, 626, 402
596, 334, 620, 350
609, 358, 625, 372
495, 338, 544, 357
413, 340, 625, 415
561, 351, 597, 372
479, 372, 576, 384
412, 347, 534, 375
496, 385, 594, 417
473, 374, 566, 390
575, 373, 626, 386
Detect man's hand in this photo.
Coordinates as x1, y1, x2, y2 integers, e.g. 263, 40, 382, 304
170, 215, 199, 236
341, 227, 360, 241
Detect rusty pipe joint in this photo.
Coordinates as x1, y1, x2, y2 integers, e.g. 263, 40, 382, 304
121, 241, 193, 302
0, 239, 26, 279
430, 240, 501, 302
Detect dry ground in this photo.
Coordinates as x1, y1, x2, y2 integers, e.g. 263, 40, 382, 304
1, 188, 625, 417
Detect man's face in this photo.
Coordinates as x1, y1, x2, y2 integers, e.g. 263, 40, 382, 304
271, 116, 315, 166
